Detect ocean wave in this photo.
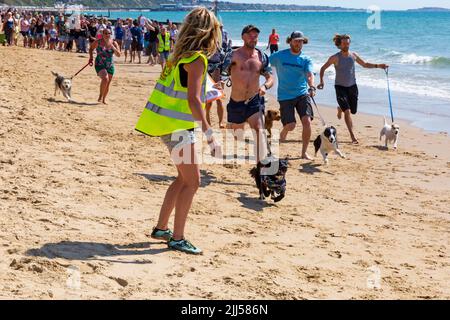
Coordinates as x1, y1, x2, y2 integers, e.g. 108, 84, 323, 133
353, 75, 450, 100
379, 49, 450, 66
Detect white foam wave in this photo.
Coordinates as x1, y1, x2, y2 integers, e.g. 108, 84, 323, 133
355, 75, 450, 100
399, 53, 434, 65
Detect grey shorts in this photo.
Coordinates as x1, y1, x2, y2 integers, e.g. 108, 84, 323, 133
279, 94, 314, 126
161, 129, 196, 153
124, 39, 132, 50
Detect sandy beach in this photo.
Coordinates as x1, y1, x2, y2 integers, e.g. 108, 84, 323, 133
0, 46, 449, 300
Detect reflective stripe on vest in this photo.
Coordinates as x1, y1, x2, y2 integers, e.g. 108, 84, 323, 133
145, 101, 195, 122
155, 82, 207, 103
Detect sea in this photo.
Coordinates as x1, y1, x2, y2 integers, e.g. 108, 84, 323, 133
85, 10, 450, 133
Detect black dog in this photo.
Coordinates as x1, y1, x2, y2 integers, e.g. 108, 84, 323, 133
250, 159, 288, 202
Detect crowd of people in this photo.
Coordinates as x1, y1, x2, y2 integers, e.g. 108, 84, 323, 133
0, 8, 182, 68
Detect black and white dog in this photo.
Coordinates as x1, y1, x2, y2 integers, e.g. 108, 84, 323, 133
52, 72, 73, 102
250, 159, 289, 202
314, 126, 346, 165
380, 117, 400, 150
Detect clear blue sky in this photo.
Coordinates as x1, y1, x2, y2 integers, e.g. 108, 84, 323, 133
226, 0, 450, 10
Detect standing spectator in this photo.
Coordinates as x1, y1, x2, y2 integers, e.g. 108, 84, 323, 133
87, 18, 97, 43
114, 19, 124, 50
57, 15, 68, 51
35, 15, 45, 49
29, 17, 37, 48
145, 19, 159, 65
157, 25, 171, 71
3, 12, 15, 46
13, 12, 20, 46
96, 18, 107, 40
123, 18, 133, 63
169, 23, 178, 50
45, 15, 55, 49
77, 15, 88, 53
143, 26, 151, 57
20, 13, 31, 48
130, 20, 143, 64
48, 23, 58, 50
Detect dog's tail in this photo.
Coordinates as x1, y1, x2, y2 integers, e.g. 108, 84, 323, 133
383, 116, 388, 126
52, 71, 59, 77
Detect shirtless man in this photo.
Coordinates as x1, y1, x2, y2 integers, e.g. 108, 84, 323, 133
224, 25, 274, 163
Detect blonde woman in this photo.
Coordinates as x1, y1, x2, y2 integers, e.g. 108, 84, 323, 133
136, 7, 222, 255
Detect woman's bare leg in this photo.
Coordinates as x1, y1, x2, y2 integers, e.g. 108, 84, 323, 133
102, 74, 113, 104
155, 144, 200, 240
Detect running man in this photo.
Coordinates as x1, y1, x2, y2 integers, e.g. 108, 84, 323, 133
270, 31, 316, 160
266, 28, 279, 55
223, 25, 274, 163
318, 34, 388, 144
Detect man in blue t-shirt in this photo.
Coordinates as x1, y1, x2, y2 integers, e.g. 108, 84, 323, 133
270, 31, 316, 160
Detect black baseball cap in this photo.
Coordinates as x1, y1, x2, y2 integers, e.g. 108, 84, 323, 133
288, 31, 309, 44
242, 25, 260, 35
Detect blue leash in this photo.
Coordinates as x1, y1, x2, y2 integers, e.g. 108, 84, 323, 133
385, 68, 395, 123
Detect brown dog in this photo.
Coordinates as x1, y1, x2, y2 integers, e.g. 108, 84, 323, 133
265, 110, 281, 138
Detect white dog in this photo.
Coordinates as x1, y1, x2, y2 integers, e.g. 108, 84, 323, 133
380, 117, 400, 150
52, 72, 72, 102
314, 126, 346, 165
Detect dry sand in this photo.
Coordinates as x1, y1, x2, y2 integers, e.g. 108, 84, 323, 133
0, 46, 449, 300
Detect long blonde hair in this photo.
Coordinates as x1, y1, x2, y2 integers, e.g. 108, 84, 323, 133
169, 7, 221, 67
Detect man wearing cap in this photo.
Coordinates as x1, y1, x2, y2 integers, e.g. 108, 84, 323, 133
269, 31, 316, 160
223, 25, 274, 163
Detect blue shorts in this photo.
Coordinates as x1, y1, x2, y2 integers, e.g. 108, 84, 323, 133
160, 50, 170, 61
227, 94, 265, 124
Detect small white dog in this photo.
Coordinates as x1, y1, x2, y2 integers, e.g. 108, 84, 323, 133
314, 126, 346, 165
380, 117, 400, 150
52, 72, 72, 102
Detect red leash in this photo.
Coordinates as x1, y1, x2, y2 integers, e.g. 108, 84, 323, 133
72, 61, 93, 79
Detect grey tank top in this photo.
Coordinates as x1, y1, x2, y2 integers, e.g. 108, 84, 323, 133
334, 51, 357, 87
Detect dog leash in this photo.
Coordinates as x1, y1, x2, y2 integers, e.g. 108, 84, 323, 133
72, 61, 92, 79
385, 67, 395, 123
310, 96, 327, 127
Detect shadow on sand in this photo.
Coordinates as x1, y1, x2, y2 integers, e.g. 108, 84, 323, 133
47, 97, 100, 106
26, 241, 168, 264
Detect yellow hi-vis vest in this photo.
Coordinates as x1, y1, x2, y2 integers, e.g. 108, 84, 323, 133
135, 52, 208, 137
157, 32, 171, 52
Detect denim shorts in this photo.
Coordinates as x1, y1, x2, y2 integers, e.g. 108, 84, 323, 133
161, 130, 196, 153
160, 50, 170, 61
